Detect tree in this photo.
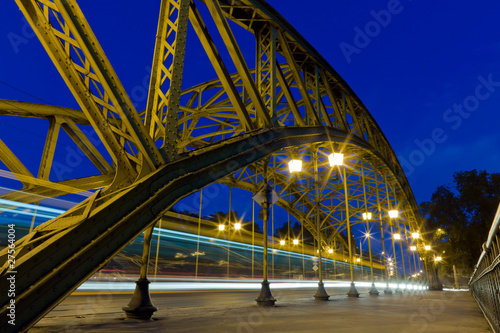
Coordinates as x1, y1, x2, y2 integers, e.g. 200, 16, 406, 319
420, 170, 500, 274
208, 211, 262, 234
275, 221, 314, 245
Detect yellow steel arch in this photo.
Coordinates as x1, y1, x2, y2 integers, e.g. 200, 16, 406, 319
0, 0, 426, 331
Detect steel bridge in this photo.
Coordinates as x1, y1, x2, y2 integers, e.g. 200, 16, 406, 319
0, 0, 438, 331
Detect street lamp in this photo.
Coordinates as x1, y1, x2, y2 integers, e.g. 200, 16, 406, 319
388, 210, 402, 293
328, 153, 343, 166
290, 152, 331, 300
424, 245, 431, 251
412, 232, 420, 239
336, 153, 358, 297
288, 159, 302, 173
218, 224, 225, 231
362, 212, 372, 220
388, 210, 399, 218
328, 248, 334, 254
234, 222, 241, 230
410, 246, 417, 251
280, 240, 285, 246
293, 239, 299, 245
435, 256, 442, 262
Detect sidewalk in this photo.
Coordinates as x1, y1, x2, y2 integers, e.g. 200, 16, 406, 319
30, 288, 491, 332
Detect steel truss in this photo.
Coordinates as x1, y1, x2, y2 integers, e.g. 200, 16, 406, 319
0, 0, 426, 331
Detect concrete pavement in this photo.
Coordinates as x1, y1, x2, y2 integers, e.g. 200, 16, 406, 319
29, 287, 491, 332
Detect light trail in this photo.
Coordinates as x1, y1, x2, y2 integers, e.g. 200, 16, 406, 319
0, 198, 66, 215
153, 228, 372, 272
76, 279, 426, 292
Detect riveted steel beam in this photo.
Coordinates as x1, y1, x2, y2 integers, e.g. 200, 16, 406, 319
206, 0, 272, 128
189, 1, 255, 131
276, 30, 320, 125
145, 0, 190, 161
15, 0, 163, 185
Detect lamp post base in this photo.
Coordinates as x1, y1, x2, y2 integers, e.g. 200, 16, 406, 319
122, 278, 158, 320
368, 283, 379, 296
255, 280, 276, 306
347, 282, 359, 297
384, 284, 393, 295
314, 282, 330, 300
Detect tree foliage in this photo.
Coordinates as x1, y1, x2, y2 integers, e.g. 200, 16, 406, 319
420, 170, 500, 273
275, 221, 314, 245
209, 210, 263, 234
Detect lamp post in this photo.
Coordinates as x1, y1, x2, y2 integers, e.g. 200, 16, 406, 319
255, 162, 276, 306
195, 189, 203, 279
338, 153, 359, 298
410, 244, 418, 288
405, 226, 420, 290
423, 245, 431, 289
123, 224, 158, 319
217, 217, 241, 279
252, 200, 255, 279
361, 164, 378, 295
227, 186, 232, 278
396, 225, 407, 291
359, 239, 363, 280
313, 150, 329, 300
287, 212, 291, 279
289, 151, 330, 300
375, 175, 392, 294
389, 210, 403, 293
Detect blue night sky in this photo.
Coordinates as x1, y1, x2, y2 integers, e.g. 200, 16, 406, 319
1, 0, 500, 218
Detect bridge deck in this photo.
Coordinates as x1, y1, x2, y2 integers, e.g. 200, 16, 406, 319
30, 287, 490, 332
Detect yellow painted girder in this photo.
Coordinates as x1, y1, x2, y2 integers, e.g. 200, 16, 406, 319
189, 2, 255, 132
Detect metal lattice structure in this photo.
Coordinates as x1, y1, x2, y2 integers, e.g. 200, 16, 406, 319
469, 203, 500, 332
0, 0, 426, 331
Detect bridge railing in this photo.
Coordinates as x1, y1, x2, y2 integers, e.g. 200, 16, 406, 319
469, 201, 500, 332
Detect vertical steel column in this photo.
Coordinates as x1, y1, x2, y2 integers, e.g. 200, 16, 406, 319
361, 166, 378, 295
256, 25, 278, 127
386, 180, 402, 294
256, 161, 276, 306
252, 199, 255, 279
195, 189, 203, 279
227, 186, 232, 278
145, 0, 190, 161
272, 203, 275, 279
123, 225, 158, 319
343, 165, 359, 297
375, 174, 392, 294
288, 211, 291, 279
314, 151, 329, 300
302, 218, 305, 277
154, 219, 162, 279
411, 235, 418, 287
390, 220, 402, 293
398, 223, 407, 291
404, 226, 414, 290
